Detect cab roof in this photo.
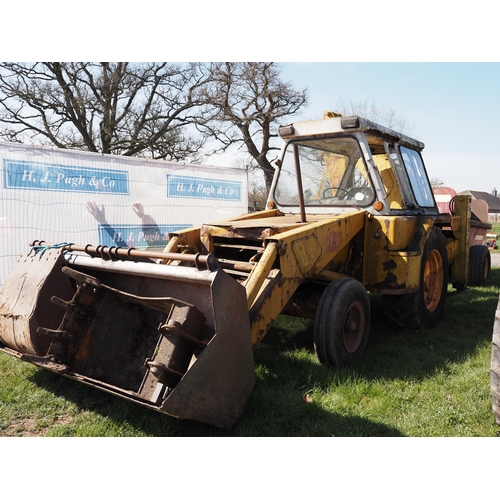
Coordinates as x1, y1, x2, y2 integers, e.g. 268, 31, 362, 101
279, 115, 425, 152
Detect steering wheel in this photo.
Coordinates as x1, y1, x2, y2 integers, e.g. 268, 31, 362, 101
323, 186, 349, 198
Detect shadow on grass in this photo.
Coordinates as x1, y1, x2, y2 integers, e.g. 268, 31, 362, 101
263, 267, 500, 383
26, 269, 499, 437
362, 267, 499, 380
29, 364, 403, 436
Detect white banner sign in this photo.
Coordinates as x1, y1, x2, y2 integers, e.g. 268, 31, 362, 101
0, 141, 248, 285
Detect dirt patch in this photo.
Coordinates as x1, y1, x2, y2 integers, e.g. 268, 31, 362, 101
3, 417, 41, 437
2, 415, 74, 437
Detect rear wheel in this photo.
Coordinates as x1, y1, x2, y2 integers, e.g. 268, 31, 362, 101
491, 296, 500, 425
314, 278, 370, 366
469, 245, 491, 286
384, 226, 448, 329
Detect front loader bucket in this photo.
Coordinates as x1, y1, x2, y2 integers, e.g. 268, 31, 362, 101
0, 246, 255, 428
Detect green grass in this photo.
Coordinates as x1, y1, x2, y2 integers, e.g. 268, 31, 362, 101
1, 270, 500, 437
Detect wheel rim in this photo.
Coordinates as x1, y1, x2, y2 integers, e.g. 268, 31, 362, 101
423, 249, 444, 312
343, 300, 366, 353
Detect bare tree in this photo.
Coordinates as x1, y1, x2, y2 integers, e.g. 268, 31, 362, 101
247, 170, 269, 212
203, 63, 308, 190
0, 62, 216, 161
0, 62, 309, 183
430, 177, 444, 188
335, 97, 417, 137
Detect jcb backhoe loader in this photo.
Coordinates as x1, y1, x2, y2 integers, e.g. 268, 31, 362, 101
0, 113, 491, 428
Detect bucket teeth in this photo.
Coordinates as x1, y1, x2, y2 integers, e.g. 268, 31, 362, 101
62, 266, 102, 289
50, 295, 88, 316
146, 359, 184, 379
36, 327, 74, 341
159, 319, 208, 348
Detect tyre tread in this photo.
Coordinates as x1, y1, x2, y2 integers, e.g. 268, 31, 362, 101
314, 278, 370, 367
469, 245, 491, 286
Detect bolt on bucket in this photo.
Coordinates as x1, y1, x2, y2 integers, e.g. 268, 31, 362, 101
0, 244, 255, 428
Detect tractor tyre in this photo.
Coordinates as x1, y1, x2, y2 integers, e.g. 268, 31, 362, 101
468, 245, 491, 286
491, 295, 500, 425
314, 278, 370, 367
383, 226, 448, 330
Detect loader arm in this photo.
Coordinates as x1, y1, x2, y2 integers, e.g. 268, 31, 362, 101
245, 210, 367, 346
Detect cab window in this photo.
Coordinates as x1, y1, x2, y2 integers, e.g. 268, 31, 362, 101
274, 136, 375, 207
400, 146, 435, 208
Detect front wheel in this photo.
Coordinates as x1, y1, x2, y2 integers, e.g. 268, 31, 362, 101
314, 278, 370, 367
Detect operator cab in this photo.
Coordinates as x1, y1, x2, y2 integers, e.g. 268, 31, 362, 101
274, 135, 375, 208
270, 115, 438, 217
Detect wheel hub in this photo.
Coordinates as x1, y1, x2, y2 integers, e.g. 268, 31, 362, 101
343, 301, 365, 353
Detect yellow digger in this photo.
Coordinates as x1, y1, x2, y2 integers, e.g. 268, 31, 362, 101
0, 113, 491, 427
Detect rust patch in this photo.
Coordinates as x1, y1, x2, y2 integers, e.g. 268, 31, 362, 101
383, 259, 397, 271
370, 273, 408, 293
326, 228, 342, 253
382, 272, 398, 286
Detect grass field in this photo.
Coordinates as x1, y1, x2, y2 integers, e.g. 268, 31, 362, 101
1, 263, 499, 437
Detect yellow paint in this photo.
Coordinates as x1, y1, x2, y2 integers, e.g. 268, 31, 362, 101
245, 243, 279, 308
291, 234, 322, 275
248, 211, 366, 346
386, 217, 418, 251
319, 152, 348, 197
363, 215, 433, 293
374, 153, 403, 209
